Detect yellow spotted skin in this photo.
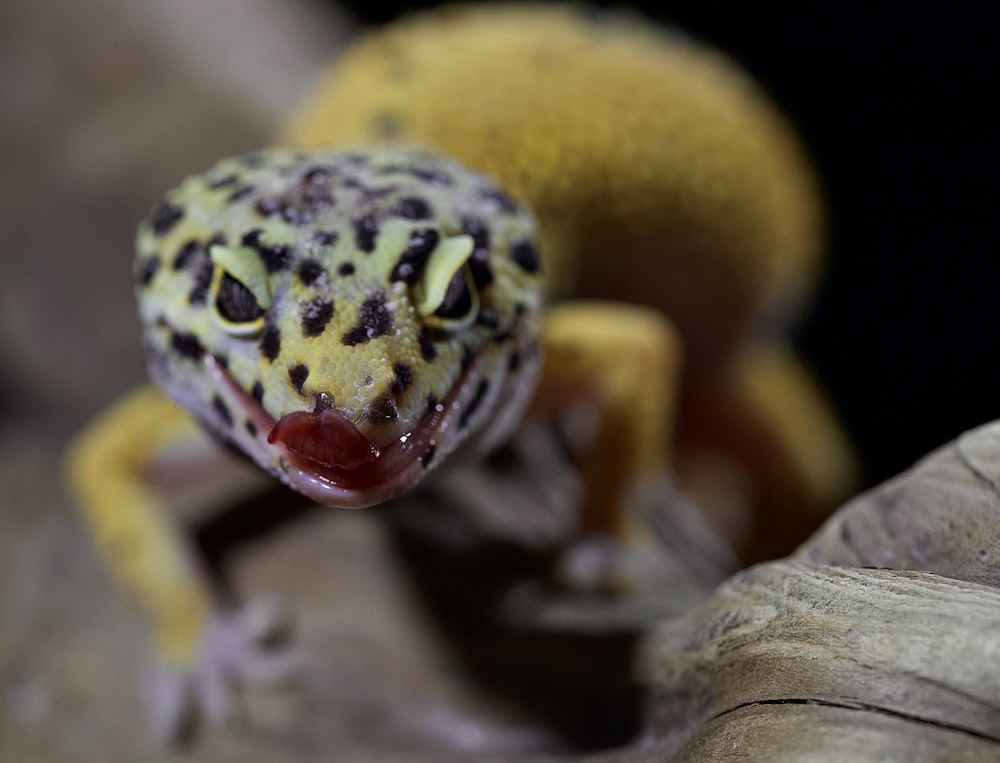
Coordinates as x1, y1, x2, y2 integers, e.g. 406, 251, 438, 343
67, 2, 856, 702
135, 148, 542, 495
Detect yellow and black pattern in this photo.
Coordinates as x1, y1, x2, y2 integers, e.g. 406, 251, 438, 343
134, 147, 543, 498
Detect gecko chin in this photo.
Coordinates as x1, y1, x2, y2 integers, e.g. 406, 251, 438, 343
203, 353, 487, 509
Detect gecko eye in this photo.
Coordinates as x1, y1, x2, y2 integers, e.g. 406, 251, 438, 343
208, 243, 272, 336
210, 266, 267, 335
415, 233, 479, 332
216, 271, 265, 323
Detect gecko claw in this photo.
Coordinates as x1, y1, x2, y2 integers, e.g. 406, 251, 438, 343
142, 598, 298, 745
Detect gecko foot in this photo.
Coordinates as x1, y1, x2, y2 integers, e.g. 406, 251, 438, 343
142, 597, 297, 745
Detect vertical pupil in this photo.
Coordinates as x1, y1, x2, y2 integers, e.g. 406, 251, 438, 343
434, 268, 473, 319
216, 272, 264, 322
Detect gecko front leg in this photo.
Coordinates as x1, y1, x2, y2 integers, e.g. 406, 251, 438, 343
533, 301, 723, 591
66, 385, 293, 741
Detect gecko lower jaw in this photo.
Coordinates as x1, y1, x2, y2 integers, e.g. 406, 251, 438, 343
203, 353, 481, 508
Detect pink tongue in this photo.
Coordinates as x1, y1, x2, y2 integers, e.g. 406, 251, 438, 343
268, 409, 380, 487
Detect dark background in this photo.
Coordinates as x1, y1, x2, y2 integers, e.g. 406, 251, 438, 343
339, 1, 1000, 489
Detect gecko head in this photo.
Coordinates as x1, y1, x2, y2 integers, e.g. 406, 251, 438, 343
134, 147, 544, 507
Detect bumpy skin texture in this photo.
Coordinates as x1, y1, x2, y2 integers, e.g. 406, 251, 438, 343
134, 147, 542, 507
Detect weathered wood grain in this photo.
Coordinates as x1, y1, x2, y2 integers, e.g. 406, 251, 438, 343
799, 421, 1000, 587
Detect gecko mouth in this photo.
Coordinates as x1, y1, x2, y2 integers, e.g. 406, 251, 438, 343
204, 354, 480, 508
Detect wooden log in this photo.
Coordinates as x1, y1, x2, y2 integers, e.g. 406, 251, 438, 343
799, 421, 1000, 587
637, 560, 1000, 758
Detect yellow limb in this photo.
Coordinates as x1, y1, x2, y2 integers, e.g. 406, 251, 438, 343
536, 301, 682, 541
65, 384, 210, 664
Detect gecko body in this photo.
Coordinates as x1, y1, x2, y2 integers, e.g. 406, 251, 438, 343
68, 3, 855, 740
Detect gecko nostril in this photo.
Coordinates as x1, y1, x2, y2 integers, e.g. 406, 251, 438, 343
363, 391, 399, 425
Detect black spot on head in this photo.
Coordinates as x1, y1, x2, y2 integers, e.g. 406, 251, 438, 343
418, 328, 437, 362
479, 188, 518, 214
136, 255, 160, 287
303, 166, 330, 183
212, 395, 233, 427
299, 179, 333, 209
298, 258, 326, 286
390, 228, 439, 285
257, 244, 292, 273
508, 351, 521, 372
511, 239, 540, 273
459, 380, 490, 430
338, 262, 356, 277
281, 203, 315, 226
354, 214, 379, 253
246, 420, 258, 438
301, 298, 334, 338
255, 198, 283, 218
241, 229, 264, 248
409, 166, 453, 186
208, 173, 238, 189
212, 354, 229, 370
227, 185, 255, 203
254, 194, 316, 225
173, 240, 201, 270
342, 292, 394, 346
313, 229, 340, 246
462, 217, 493, 288
288, 363, 309, 394
171, 331, 204, 360
251, 380, 265, 404
260, 324, 281, 362
188, 261, 214, 306
364, 392, 399, 424
150, 201, 184, 236
239, 228, 293, 273
392, 362, 413, 391
391, 196, 433, 220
